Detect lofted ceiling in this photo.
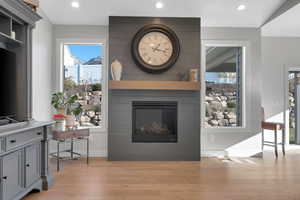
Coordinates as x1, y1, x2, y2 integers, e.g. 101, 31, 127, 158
40, 0, 285, 27
262, 3, 300, 37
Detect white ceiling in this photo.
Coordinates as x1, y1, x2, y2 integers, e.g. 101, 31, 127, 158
40, 0, 285, 27
262, 3, 300, 37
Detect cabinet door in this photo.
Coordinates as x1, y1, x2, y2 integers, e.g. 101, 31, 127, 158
2, 150, 23, 200
25, 143, 41, 187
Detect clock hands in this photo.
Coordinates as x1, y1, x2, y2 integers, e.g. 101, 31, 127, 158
152, 44, 169, 54
156, 48, 169, 53
152, 43, 161, 52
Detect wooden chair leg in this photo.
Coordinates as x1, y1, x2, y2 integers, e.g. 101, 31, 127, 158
274, 129, 278, 158
261, 129, 265, 150
87, 138, 89, 165
262, 128, 264, 151
57, 141, 60, 172
282, 128, 286, 156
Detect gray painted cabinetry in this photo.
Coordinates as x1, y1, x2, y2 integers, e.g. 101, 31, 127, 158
2, 150, 23, 200
25, 143, 41, 187
0, 1, 53, 199
0, 122, 53, 200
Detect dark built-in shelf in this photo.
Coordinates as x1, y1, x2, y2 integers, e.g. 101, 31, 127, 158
0, 32, 23, 48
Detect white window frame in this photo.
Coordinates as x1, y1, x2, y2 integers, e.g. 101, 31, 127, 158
283, 66, 300, 146
201, 40, 250, 133
55, 38, 108, 133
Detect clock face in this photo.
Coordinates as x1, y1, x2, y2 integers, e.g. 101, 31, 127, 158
131, 24, 180, 73
138, 32, 173, 66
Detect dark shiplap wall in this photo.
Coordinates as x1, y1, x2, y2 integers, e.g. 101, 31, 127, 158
109, 16, 201, 81
108, 17, 201, 161
108, 90, 200, 161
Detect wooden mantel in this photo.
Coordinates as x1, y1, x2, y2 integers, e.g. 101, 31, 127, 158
109, 80, 200, 91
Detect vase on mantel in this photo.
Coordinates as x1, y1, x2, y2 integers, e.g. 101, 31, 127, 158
111, 59, 123, 81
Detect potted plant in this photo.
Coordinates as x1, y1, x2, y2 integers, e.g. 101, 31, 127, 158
51, 92, 83, 128
73, 103, 83, 126
65, 95, 79, 127
51, 92, 65, 114
52, 113, 66, 130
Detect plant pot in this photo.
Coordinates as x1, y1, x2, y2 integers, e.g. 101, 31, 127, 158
65, 115, 76, 127
54, 119, 65, 131
57, 108, 66, 114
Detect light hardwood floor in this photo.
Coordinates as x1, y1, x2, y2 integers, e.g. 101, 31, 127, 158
24, 149, 300, 200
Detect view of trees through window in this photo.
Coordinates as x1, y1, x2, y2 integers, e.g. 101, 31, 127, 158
205, 46, 243, 127
63, 44, 103, 127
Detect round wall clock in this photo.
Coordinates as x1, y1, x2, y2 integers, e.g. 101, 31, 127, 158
131, 24, 180, 74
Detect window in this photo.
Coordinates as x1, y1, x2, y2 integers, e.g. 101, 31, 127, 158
204, 46, 243, 127
63, 44, 104, 128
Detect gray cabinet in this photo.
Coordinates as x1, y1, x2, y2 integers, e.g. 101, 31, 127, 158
0, 122, 53, 200
2, 150, 23, 200
6, 129, 43, 151
25, 143, 41, 187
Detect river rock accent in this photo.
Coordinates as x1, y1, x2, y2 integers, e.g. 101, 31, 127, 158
205, 83, 238, 127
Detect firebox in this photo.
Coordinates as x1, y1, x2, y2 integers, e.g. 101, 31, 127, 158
132, 101, 178, 143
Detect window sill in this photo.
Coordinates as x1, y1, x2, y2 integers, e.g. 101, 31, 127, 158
202, 126, 252, 134
78, 126, 107, 134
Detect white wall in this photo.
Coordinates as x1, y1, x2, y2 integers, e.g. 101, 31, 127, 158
201, 27, 262, 157
32, 9, 53, 121
262, 37, 300, 120
261, 37, 300, 145
52, 25, 108, 157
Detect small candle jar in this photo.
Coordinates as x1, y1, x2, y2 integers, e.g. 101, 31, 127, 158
189, 69, 198, 82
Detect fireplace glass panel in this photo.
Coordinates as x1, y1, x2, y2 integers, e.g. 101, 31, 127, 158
132, 101, 177, 143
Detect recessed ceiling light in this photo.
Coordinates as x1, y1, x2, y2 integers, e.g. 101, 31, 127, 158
71, 1, 80, 8
155, 2, 164, 9
237, 4, 246, 11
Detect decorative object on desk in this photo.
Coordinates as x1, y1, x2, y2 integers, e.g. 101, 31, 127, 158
72, 102, 83, 126
51, 92, 83, 128
51, 92, 66, 114
11, 31, 16, 40
111, 59, 122, 81
189, 68, 198, 82
176, 72, 188, 81
53, 113, 66, 131
65, 115, 76, 127
65, 95, 83, 128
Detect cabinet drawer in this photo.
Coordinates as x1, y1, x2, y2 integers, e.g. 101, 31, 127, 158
6, 128, 43, 151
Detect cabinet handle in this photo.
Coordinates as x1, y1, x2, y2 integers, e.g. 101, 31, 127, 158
10, 140, 16, 143
37, 132, 42, 136
26, 164, 30, 167
3, 176, 7, 180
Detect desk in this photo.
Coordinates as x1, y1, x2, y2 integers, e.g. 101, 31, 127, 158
51, 128, 90, 171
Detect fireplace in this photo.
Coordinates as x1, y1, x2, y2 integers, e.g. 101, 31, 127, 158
132, 101, 178, 143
